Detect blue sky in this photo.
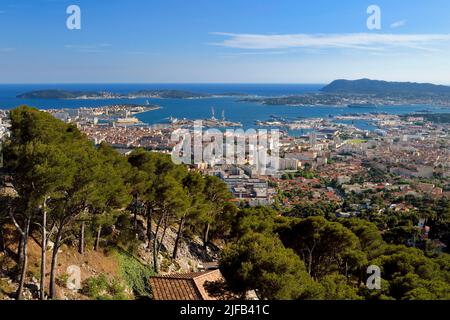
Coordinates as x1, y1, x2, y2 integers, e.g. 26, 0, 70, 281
1, 0, 450, 83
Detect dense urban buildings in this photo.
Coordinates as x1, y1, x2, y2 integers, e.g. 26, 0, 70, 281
1, 0, 450, 311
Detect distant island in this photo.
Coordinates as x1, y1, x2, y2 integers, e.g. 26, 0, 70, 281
17, 90, 111, 99
241, 79, 450, 107
17, 89, 249, 100
17, 80, 450, 107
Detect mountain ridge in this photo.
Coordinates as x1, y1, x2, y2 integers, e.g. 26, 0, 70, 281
321, 78, 450, 95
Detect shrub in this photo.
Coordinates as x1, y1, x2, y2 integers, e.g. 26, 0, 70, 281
116, 250, 154, 298
82, 274, 130, 300
56, 273, 69, 287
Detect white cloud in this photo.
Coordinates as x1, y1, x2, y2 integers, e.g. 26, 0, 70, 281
210, 32, 450, 51
225, 51, 289, 56
390, 20, 407, 29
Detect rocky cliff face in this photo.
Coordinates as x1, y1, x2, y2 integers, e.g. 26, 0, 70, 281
135, 215, 220, 274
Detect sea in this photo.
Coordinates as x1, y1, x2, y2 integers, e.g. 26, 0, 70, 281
1, 84, 449, 136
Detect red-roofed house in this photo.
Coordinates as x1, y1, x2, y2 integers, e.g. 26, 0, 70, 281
150, 269, 224, 300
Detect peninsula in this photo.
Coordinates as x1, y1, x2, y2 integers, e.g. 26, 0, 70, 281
241, 79, 450, 107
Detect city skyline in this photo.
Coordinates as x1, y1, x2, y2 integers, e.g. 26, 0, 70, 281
0, 1, 449, 305
1, 0, 450, 84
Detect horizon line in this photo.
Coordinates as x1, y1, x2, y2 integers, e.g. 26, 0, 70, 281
0, 82, 326, 85
0, 79, 450, 86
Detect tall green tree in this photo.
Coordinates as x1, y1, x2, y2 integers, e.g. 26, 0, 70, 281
202, 175, 231, 249
128, 150, 189, 272
128, 149, 157, 246
3, 106, 77, 300
371, 245, 450, 300
340, 218, 385, 259
172, 171, 206, 259
44, 128, 117, 298
89, 143, 132, 252
319, 274, 362, 300
278, 216, 365, 279
220, 232, 321, 300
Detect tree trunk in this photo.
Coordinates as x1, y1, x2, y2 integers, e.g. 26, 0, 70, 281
203, 222, 210, 250
133, 196, 138, 233
49, 228, 62, 299
17, 233, 23, 268
40, 201, 47, 300
152, 212, 165, 273
358, 268, 364, 286
94, 225, 102, 251
0, 224, 5, 253
134, 212, 138, 233
308, 250, 313, 276
17, 218, 30, 300
146, 209, 152, 249
172, 215, 185, 260
79, 221, 85, 255
157, 215, 169, 255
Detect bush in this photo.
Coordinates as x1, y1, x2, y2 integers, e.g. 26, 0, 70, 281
0, 277, 15, 299
56, 273, 69, 287
116, 250, 154, 298
82, 274, 130, 300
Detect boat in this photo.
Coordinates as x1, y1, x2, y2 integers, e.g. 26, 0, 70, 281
168, 116, 178, 123
116, 117, 141, 124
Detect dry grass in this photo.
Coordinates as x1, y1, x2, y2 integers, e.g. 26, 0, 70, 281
2, 225, 121, 300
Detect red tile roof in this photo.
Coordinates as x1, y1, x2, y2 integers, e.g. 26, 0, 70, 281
150, 269, 223, 300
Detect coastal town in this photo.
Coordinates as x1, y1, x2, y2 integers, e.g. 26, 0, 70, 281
2, 105, 448, 219
3, 79, 450, 304
2, 0, 450, 309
